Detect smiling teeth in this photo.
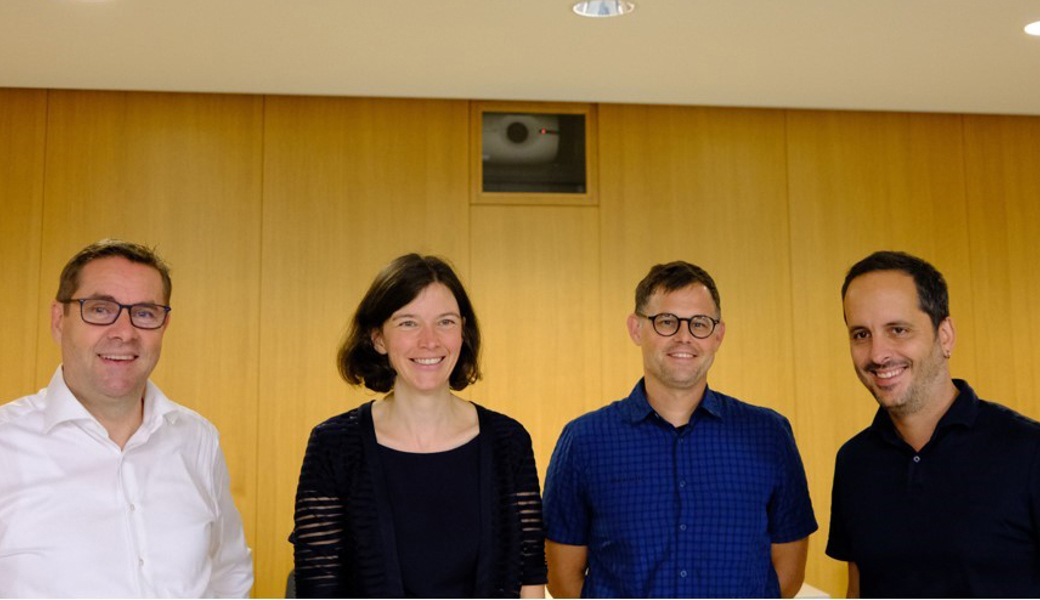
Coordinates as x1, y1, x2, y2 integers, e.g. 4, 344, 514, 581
413, 358, 442, 365
101, 355, 134, 361
671, 353, 694, 358
874, 367, 905, 379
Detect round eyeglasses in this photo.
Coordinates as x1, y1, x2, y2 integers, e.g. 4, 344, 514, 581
637, 312, 720, 339
63, 298, 171, 330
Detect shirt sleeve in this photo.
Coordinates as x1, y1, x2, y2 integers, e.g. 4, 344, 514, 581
825, 449, 853, 560
208, 442, 255, 598
542, 421, 590, 546
292, 425, 349, 598
767, 417, 818, 543
512, 425, 549, 586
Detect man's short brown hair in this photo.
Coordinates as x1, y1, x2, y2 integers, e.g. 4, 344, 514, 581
634, 261, 721, 317
56, 239, 172, 305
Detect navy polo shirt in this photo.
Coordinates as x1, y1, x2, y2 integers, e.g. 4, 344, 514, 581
543, 380, 817, 598
827, 379, 1040, 597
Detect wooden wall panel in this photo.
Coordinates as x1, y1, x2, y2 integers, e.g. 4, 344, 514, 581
0, 89, 46, 404
786, 110, 972, 594
469, 205, 601, 480
963, 115, 1040, 419
255, 96, 470, 597
37, 90, 264, 591
598, 104, 795, 415
4, 84, 1039, 599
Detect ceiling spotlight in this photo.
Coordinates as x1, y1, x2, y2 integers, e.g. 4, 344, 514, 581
1026, 21, 1040, 36
572, 1, 635, 18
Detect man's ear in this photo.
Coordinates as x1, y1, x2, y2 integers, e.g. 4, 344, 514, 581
51, 301, 65, 345
938, 316, 955, 358
627, 313, 643, 346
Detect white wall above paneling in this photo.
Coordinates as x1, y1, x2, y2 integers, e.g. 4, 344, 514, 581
2, 0, 1040, 115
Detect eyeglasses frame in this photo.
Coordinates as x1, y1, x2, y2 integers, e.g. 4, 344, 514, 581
62, 298, 172, 330
636, 311, 721, 339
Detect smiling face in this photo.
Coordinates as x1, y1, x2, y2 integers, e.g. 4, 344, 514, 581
843, 270, 954, 416
628, 283, 725, 396
51, 256, 169, 411
371, 282, 464, 396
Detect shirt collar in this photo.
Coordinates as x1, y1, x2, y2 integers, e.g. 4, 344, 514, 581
623, 378, 724, 424
869, 378, 979, 442
42, 365, 179, 434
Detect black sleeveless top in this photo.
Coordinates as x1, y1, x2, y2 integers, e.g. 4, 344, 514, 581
378, 436, 481, 597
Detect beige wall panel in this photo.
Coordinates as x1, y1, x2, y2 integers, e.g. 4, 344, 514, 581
598, 104, 795, 415
0, 89, 46, 403
963, 115, 1040, 418
786, 110, 971, 594
37, 90, 264, 590
468, 205, 601, 481
256, 96, 469, 596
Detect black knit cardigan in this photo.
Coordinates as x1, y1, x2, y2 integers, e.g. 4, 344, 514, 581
292, 401, 548, 598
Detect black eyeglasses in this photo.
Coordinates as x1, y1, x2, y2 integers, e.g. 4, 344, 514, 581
637, 312, 720, 339
63, 298, 171, 330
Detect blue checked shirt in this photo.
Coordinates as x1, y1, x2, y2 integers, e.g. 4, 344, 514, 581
543, 380, 817, 598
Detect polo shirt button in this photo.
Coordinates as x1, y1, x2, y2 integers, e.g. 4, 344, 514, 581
913, 455, 921, 463
139, 558, 145, 567
679, 524, 687, 531
129, 504, 136, 512
680, 570, 688, 578
679, 480, 686, 488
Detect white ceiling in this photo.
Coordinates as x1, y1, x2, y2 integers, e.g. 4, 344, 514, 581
3, 0, 1040, 115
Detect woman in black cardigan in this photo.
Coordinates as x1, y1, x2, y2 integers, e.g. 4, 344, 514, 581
292, 254, 547, 598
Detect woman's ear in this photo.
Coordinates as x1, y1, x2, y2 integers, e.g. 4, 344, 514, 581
371, 328, 387, 355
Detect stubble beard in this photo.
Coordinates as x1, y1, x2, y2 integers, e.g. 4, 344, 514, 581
867, 338, 946, 418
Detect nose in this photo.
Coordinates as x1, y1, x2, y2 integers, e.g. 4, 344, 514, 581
416, 323, 439, 348
106, 306, 139, 340
673, 321, 696, 343
867, 336, 892, 366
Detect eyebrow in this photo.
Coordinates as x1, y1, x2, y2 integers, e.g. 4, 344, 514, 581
82, 294, 162, 305
390, 312, 462, 320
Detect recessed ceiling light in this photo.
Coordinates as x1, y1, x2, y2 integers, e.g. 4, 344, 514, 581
572, 1, 635, 18
1026, 21, 1040, 36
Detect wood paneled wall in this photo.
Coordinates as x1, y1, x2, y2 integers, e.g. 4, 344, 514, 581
2, 87, 1039, 597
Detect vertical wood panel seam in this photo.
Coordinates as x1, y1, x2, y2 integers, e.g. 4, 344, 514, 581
956, 113, 980, 380
33, 90, 53, 387
781, 109, 800, 430
252, 93, 268, 596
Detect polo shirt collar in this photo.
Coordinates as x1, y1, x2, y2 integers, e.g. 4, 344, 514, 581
623, 378, 724, 424
42, 365, 179, 434
869, 378, 979, 443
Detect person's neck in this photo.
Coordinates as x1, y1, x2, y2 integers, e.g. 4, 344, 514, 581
644, 376, 707, 428
376, 387, 471, 451
889, 379, 959, 452
69, 385, 145, 450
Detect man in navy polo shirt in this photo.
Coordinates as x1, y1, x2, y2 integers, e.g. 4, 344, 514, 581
829, 251, 1040, 597
543, 261, 817, 598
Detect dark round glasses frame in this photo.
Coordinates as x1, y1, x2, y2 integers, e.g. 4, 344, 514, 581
636, 312, 720, 339
63, 298, 172, 330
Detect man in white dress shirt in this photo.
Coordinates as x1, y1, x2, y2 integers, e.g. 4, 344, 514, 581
0, 239, 253, 598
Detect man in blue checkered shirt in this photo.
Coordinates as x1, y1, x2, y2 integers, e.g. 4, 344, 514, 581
543, 261, 817, 598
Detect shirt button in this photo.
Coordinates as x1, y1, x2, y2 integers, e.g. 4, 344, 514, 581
139, 558, 145, 567
129, 504, 136, 512
913, 455, 921, 463
679, 480, 687, 488
679, 524, 687, 531
680, 570, 688, 578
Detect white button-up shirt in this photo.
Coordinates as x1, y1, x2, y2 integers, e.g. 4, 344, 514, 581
0, 367, 253, 598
